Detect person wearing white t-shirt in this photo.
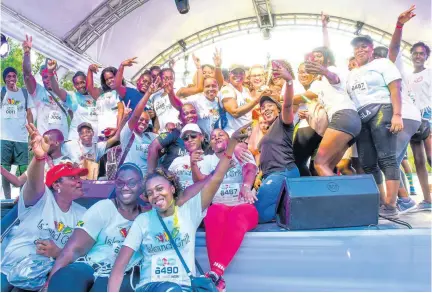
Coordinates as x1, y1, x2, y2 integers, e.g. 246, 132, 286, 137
387, 6, 431, 211
189, 128, 258, 291
107, 125, 249, 292
1, 123, 87, 292
347, 35, 404, 219
46, 163, 150, 292
1, 66, 35, 199
22, 39, 71, 140
148, 69, 180, 132
220, 65, 260, 135
86, 64, 125, 139
168, 124, 207, 189
294, 49, 361, 177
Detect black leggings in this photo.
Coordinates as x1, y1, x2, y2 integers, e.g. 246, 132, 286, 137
293, 126, 322, 176
357, 104, 399, 185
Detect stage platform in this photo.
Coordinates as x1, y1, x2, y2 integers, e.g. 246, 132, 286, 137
195, 212, 432, 292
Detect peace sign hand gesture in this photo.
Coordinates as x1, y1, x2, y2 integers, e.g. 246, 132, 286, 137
22, 35, 32, 54
121, 57, 138, 67
148, 76, 162, 95
321, 11, 330, 26
213, 48, 222, 67
192, 53, 201, 70
398, 5, 416, 25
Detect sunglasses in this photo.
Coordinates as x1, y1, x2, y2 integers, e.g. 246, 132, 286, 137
182, 133, 198, 141
55, 162, 74, 174
115, 179, 140, 189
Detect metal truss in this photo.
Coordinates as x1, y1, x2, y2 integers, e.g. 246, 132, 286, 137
64, 0, 150, 53
253, 0, 274, 29
132, 13, 413, 81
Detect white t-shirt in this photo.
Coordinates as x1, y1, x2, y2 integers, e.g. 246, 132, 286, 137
309, 66, 356, 122
66, 92, 98, 142
347, 58, 402, 110
149, 90, 180, 132
120, 126, 157, 175
199, 153, 256, 206
75, 199, 142, 277
1, 186, 86, 276
123, 195, 203, 287
393, 54, 422, 122
31, 84, 70, 138
1, 88, 35, 142
186, 94, 220, 136
407, 68, 432, 116
96, 90, 120, 134
168, 155, 206, 190
220, 84, 253, 135
63, 140, 107, 164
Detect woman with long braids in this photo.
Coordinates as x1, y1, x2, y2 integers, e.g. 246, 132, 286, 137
107, 124, 250, 292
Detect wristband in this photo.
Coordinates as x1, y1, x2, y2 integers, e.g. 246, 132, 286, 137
396, 22, 404, 29
393, 113, 402, 116
223, 152, 232, 160
35, 155, 47, 161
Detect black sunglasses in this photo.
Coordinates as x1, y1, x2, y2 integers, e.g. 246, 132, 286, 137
182, 133, 198, 141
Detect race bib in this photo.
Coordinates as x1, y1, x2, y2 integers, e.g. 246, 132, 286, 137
48, 110, 63, 124
3, 105, 18, 119
219, 183, 240, 198
351, 79, 368, 96
151, 255, 182, 282
88, 107, 98, 120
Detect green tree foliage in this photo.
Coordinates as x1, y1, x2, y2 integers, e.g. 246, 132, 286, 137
60, 75, 75, 91
0, 38, 24, 88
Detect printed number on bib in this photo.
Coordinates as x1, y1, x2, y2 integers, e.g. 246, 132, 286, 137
88, 107, 98, 120
3, 105, 18, 119
220, 184, 239, 197
352, 79, 368, 95
48, 110, 63, 124
151, 256, 181, 282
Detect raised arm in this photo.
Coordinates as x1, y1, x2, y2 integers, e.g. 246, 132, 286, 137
175, 54, 204, 99
222, 87, 266, 118
389, 5, 416, 63
106, 102, 132, 149
47, 59, 67, 101
321, 12, 330, 48
22, 124, 50, 207
388, 79, 404, 134
128, 77, 160, 130
22, 35, 36, 95
305, 61, 340, 85
273, 63, 294, 125
115, 57, 137, 98
46, 230, 95, 287
190, 150, 207, 182
86, 64, 102, 99
213, 48, 224, 87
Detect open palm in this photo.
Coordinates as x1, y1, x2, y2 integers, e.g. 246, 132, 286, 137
26, 124, 50, 158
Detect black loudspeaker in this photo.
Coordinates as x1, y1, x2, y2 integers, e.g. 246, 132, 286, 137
276, 175, 379, 230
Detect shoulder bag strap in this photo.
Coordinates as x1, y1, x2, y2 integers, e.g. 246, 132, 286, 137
47, 90, 69, 118
1, 86, 7, 105
118, 132, 135, 166
156, 211, 194, 278
22, 88, 29, 110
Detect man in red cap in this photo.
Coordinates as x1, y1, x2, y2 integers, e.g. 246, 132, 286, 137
1, 123, 87, 292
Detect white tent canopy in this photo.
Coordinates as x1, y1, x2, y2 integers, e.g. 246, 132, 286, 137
1, 0, 431, 81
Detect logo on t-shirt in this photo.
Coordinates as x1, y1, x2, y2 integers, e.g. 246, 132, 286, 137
414, 76, 423, 83
36, 219, 75, 245
120, 227, 129, 238
155, 227, 179, 243
55, 221, 73, 234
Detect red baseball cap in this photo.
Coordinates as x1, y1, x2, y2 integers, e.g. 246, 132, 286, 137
45, 163, 88, 187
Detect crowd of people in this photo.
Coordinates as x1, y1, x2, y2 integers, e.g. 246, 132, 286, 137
0, 5, 431, 292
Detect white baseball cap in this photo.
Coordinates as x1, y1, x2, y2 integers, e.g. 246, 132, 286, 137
180, 123, 202, 138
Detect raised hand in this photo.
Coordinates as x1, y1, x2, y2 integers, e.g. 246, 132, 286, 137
273, 61, 294, 81
121, 100, 132, 121
26, 123, 50, 159
398, 5, 416, 25
192, 53, 201, 69
213, 48, 222, 67
190, 149, 204, 165
22, 34, 32, 54
321, 11, 330, 26
304, 61, 326, 76
232, 122, 253, 142
121, 57, 138, 67
47, 59, 57, 73
88, 64, 101, 74
148, 76, 161, 95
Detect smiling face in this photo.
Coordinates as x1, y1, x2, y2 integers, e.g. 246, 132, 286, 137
354, 41, 374, 66
52, 176, 84, 201
203, 78, 219, 101
411, 45, 428, 69
135, 111, 151, 134
229, 69, 245, 88
73, 75, 87, 95
312, 51, 325, 65
104, 71, 115, 89
182, 130, 203, 153
258, 115, 270, 134
4, 71, 17, 90
41, 72, 52, 90
250, 67, 265, 89
202, 65, 215, 79
260, 100, 280, 124
115, 168, 142, 205
180, 104, 198, 125
145, 175, 175, 212
137, 74, 152, 93
78, 126, 94, 146
210, 129, 229, 153
297, 63, 314, 88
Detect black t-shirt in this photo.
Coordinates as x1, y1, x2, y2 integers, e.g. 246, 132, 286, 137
157, 129, 187, 169
259, 115, 295, 177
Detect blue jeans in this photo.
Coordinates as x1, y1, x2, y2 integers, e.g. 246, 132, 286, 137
255, 166, 300, 223
136, 281, 191, 292
48, 262, 136, 292
1, 273, 14, 292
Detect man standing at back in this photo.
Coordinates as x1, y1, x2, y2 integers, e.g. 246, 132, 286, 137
1, 67, 34, 199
